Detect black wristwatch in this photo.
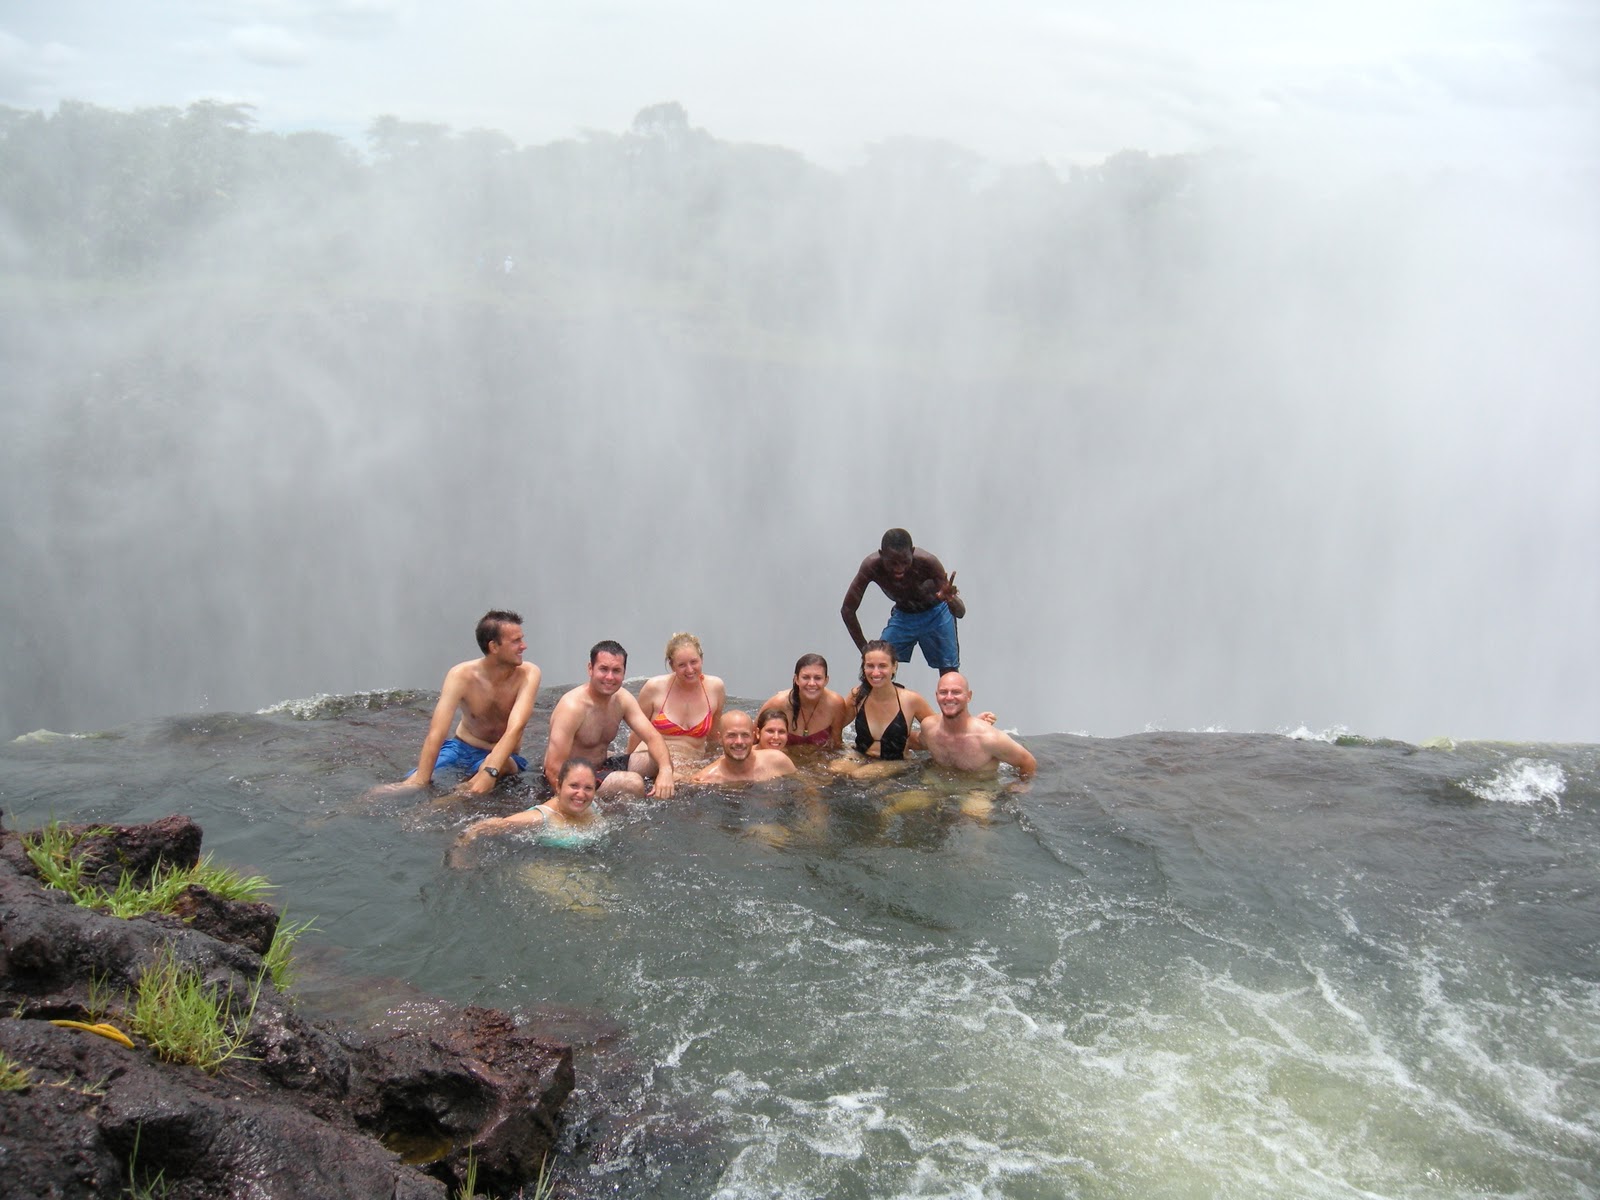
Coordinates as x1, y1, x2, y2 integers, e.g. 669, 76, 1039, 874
483, 765, 500, 779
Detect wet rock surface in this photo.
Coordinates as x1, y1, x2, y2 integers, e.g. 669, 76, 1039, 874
0, 815, 574, 1199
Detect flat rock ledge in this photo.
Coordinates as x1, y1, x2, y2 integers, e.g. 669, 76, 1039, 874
0, 814, 574, 1199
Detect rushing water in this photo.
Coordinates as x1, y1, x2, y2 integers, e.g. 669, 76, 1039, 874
4, 690, 1597, 1198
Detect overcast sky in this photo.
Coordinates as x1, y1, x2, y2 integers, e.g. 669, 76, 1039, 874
1, 0, 1595, 170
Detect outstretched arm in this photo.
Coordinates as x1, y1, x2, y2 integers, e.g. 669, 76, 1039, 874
705, 678, 727, 750
407, 667, 467, 787
626, 677, 663, 755
543, 696, 580, 791
621, 694, 676, 798
465, 664, 543, 795
840, 559, 875, 652
458, 806, 547, 843
989, 729, 1037, 785
827, 690, 848, 748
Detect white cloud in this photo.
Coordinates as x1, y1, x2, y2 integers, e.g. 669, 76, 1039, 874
1, 1, 1594, 170
0, 30, 79, 103
230, 24, 311, 67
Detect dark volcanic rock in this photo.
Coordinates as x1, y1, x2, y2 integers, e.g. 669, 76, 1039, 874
0, 818, 573, 1200
167, 886, 280, 956
72, 813, 204, 889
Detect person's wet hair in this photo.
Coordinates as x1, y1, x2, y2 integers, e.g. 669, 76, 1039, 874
476, 609, 523, 653
589, 639, 627, 666
558, 757, 598, 786
664, 632, 703, 663
855, 639, 899, 699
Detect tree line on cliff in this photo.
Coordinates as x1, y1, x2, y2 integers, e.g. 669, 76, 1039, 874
0, 98, 1203, 339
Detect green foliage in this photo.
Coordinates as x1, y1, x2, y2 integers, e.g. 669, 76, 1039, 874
451, 1148, 553, 1200
263, 914, 318, 991
0, 1049, 33, 1092
125, 1123, 170, 1199
529, 1153, 555, 1200
101, 853, 273, 918
22, 821, 106, 895
22, 822, 273, 919
454, 1147, 480, 1200
129, 945, 259, 1072
86, 970, 117, 1021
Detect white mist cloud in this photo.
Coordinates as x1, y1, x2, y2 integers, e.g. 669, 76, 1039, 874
230, 24, 312, 68
0, 30, 77, 102
2, 1, 1594, 170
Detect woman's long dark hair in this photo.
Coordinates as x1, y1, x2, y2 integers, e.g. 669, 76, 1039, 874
788, 653, 829, 723
851, 641, 898, 706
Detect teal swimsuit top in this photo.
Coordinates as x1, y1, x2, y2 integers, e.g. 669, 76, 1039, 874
530, 805, 603, 847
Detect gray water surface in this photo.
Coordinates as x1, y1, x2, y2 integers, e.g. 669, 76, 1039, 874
4, 693, 1596, 1198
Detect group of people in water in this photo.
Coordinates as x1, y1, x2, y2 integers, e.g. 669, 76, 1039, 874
391, 530, 1037, 845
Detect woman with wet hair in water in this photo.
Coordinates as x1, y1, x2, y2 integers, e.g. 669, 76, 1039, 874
760, 653, 848, 751
756, 706, 794, 750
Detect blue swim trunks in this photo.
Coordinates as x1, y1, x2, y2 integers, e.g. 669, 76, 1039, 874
412, 737, 528, 780
882, 601, 959, 672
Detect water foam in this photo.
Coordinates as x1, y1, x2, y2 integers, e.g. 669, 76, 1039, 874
257, 688, 427, 720
1464, 758, 1566, 808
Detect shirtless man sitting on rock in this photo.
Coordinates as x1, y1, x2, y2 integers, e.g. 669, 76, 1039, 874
392, 610, 542, 796
543, 641, 676, 799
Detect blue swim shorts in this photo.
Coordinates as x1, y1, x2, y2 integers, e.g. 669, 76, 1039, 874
413, 737, 528, 780
881, 601, 959, 673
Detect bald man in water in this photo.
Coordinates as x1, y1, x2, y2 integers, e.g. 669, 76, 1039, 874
919, 672, 1036, 786
693, 712, 796, 785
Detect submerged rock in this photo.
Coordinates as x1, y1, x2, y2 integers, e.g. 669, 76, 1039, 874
0, 815, 573, 1199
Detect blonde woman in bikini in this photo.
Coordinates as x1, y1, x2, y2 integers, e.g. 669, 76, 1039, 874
627, 632, 727, 775
760, 653, 848, 752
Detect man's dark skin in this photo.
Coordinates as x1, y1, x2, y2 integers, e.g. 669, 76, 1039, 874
841, 545, 965, 652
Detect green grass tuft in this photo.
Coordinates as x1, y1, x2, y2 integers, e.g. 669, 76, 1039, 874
23, 822, 274, 919
22, 820, 103, 895
263, 914, 317, 991
125, 1123, 170, 1199
0, 1049, 33, 1092
129, 944, 259, 1072
455, 1147, 480, 1200
452, 1147, 554, 1200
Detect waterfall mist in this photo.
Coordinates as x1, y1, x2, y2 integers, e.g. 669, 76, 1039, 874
2, 101, 1595, 743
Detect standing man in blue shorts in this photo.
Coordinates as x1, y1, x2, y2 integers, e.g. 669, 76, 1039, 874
841, 528, 965, 673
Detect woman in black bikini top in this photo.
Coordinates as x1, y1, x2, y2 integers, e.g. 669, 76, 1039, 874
845, 641, 935, 761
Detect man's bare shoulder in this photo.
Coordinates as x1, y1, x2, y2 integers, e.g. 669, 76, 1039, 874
441, 658, 486, 688
552, 685, 594, 716
759, 750, 798, 776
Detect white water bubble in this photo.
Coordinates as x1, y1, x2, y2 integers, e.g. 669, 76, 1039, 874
1465, 759, 1566, 808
